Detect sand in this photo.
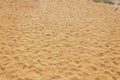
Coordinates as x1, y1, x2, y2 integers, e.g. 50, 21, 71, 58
0, 0, 120, 80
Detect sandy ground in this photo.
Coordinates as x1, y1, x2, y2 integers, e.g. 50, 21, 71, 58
0, 0, 120, 80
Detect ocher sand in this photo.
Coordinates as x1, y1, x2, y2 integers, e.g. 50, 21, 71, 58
0, 0, 120, 80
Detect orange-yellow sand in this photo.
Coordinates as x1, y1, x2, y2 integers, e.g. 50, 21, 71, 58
0, 0, 120, 80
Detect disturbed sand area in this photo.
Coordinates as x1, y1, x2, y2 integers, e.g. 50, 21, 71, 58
0, 0, 120, 80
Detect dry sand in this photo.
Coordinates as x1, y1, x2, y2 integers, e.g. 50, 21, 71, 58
0, 0, 120, 80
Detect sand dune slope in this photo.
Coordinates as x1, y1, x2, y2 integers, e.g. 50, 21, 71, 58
0, 0, 120, 80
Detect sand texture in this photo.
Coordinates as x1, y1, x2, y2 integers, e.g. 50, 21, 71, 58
0, 0, 120, 80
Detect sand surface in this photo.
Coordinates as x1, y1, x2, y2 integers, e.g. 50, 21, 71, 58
0, 0, 120, 80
